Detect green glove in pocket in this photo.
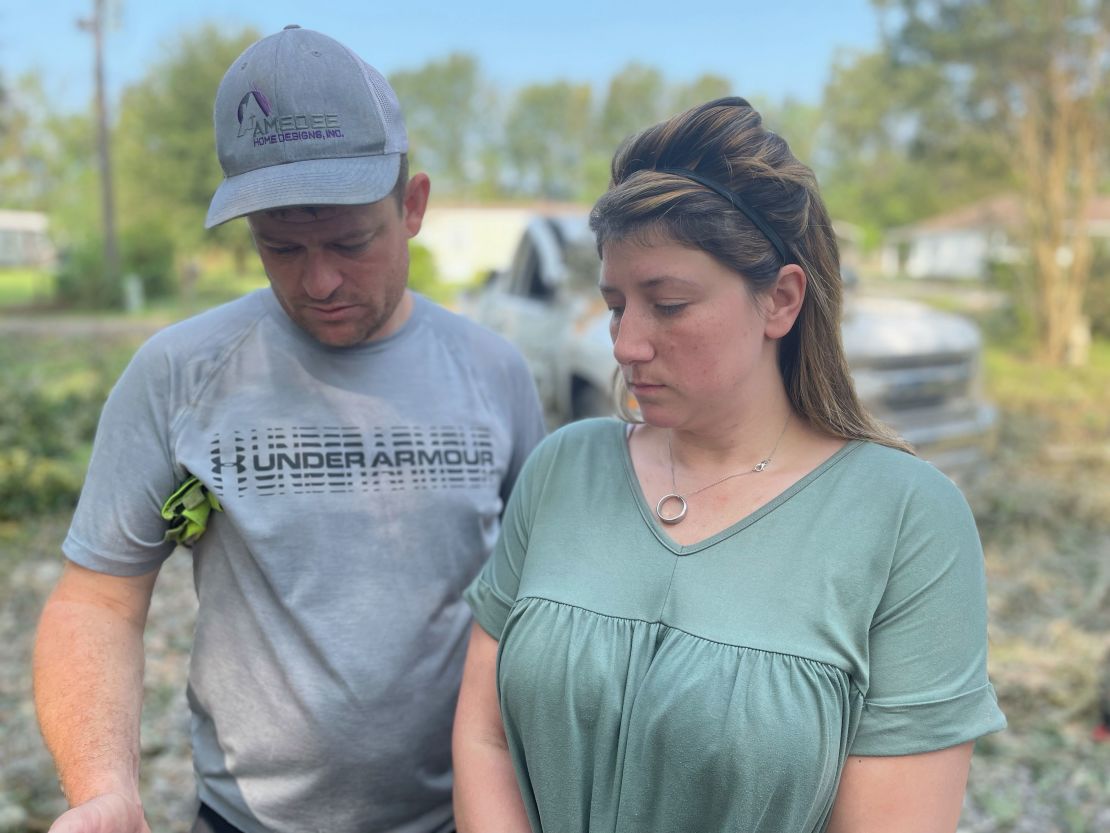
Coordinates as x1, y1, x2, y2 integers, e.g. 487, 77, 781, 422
161, 474, 222, 547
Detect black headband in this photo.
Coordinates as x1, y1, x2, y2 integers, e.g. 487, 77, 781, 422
658, 167, 791, 264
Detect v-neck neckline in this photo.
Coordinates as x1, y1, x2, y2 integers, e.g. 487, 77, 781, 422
617, 421, 862, 556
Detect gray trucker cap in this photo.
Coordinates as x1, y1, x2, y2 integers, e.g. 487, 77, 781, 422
205, 25, 407, 228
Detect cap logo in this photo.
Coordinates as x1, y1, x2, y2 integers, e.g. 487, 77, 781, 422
236, 84, 272, 126
234, 81, 346, 147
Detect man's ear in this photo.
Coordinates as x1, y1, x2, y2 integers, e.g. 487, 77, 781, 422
402, 173, 431, 238
763, 264, 806, 339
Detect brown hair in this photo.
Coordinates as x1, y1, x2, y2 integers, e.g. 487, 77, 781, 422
590, 97, 911, 453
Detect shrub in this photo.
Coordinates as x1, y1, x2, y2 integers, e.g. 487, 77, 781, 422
1086, 241, 1110, 339
0, 337, 135, 520
981, 258, 1036, 349
0, 448, 86, 518
407, 241, 456, 304
52, 235, 122, 309
120, 219, 177, 300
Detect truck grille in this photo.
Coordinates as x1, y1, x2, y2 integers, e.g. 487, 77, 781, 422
864, 354, 975, 411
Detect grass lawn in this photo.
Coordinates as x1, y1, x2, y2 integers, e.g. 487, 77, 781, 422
0, 267, 53, 307
984, 339, 1110, 440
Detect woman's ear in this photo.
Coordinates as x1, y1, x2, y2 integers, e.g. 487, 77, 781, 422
763, 264, 806, 339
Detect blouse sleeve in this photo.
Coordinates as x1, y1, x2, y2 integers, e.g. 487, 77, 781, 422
464, 432, 554, 640
850, 469, 1007, 755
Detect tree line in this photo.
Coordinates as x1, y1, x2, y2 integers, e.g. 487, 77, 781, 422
2, 0, 1108, 364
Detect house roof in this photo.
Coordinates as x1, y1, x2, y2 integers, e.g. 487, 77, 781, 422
0, 209, 49, 232
887, 193, 1110, 239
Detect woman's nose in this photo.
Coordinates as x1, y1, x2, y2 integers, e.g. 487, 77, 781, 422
611, 309, 654, 366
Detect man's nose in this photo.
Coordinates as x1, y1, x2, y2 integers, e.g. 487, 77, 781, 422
612, 308, 654, 366
302, 251, 342, 300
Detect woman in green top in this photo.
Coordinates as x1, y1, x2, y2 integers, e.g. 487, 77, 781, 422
452, 97, 1006, 833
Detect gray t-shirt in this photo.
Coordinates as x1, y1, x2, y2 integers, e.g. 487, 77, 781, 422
64, 289, 546, 833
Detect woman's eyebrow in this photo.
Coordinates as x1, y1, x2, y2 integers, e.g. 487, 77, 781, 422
604, 275, 700, 291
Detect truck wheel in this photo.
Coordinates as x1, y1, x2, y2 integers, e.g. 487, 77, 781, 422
572, 384, 614, 419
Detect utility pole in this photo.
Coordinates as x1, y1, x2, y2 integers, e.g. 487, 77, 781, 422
78, 0, 120, 290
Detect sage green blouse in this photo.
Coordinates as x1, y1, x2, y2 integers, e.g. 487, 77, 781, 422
465, 418, 1005, 833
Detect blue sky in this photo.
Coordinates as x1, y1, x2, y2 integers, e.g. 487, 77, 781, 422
2, 0, 880, 113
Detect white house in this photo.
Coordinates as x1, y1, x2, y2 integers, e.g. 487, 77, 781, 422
880, 194, 1110, 280
417, 202, 589, 285
0, 210, 55, 268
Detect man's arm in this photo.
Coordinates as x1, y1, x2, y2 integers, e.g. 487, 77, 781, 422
826, 742, 974, 833
33, 560, 160, 833
452, 623, 531, 833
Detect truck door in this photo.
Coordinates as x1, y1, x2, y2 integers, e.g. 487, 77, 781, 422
484, 222, 571, 421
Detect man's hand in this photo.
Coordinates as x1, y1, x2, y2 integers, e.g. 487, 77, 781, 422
48, 793, 151, 833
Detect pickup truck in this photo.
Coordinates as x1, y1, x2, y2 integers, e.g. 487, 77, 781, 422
462, 214, 996, 480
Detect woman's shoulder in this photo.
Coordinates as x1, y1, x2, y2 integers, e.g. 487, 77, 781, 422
519, 417, 626, 477
553, 415, 626, 441
845, 440, 978, 536
850, 440, 966, 493
533, 416, 622, 450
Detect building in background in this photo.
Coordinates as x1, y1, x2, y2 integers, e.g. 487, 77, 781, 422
881, 194, 1110, 281
417, 202, 586, 286
0, 210, 56, 268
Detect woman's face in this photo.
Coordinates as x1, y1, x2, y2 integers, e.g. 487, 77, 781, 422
599, 237, 782, 431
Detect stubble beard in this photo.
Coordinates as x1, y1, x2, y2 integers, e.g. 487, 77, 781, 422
298, 281, 409, 348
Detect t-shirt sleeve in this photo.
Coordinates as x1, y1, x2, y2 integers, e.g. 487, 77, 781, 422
465, 430, 551, 639
62, 339, 182, 576
850, 470, 1007, 755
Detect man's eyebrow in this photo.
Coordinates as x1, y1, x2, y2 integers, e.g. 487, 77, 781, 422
251, 232, 292, 245
252, 228, 375, 245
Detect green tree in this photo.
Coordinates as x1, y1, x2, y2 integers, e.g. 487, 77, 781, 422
504, 81, 593, 199
0, 69, 106, 273
669, 73, 733, 115
36, 111, 102, 252
586, 70, 741, 200
0, 70, 35, 207
597, 63, 666, 153
114, 24, 260, 268
819, 47, 1009, 236
0, 72, 91, 213
390, 54, 493, 197
875, 0, 1110, 364
753, 96, 824, 179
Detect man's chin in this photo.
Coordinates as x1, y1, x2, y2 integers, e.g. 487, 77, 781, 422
298, 319, 374, 347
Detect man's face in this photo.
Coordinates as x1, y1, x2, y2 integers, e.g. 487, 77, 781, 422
248, 176, 429, 347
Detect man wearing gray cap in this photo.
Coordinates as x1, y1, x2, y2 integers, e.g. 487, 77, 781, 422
33, 25, 545, 833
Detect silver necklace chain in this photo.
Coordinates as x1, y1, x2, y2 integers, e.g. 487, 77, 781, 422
655, 413, 792, 525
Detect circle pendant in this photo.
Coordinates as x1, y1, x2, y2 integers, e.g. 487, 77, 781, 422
656, 493, 688, 525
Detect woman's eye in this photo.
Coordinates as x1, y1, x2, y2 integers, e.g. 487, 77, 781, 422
656, 303, 687, 316
267, 246, 299, 256
607, 306, 624, 319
